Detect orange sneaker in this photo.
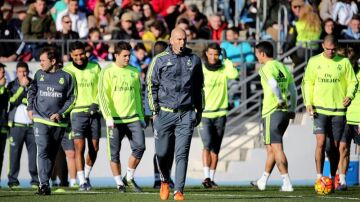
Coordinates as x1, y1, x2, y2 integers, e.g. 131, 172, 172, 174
174, 191, 185, 201
160, 182, 170, 200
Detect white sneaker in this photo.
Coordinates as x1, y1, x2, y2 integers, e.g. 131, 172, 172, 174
251, 180, 266, 190
280, 184, 294, 192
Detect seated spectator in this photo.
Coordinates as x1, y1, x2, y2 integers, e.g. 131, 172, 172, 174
142, 20, 169, 54
319, 0, 337, 21
123, 0, 144, 22
88, 0, 112, 36
51, 0, 69, 21
56, 0, 88, 38
111, 12, 140, 40
220, 27, 255, 70
130, 43, 151, 82
21, 0, 56, 60
176, 18, 190, 31
0, 11, 23, 62
186, 25, 205, 58
86, 27, 109, 62
142, 2, 166, 31
176, 4, 207, 31
320, 18, 337, 39
341, 15, 360, 40
55, 15, 80, 62
332, 0, 358, 27
198, 13, 227, 42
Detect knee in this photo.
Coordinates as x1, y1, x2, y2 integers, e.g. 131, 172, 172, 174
132, 145, 146, 159
111, 153, 120, 163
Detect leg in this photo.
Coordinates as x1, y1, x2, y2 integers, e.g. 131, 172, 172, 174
8, 127, 25, 187
61, 133, 77, 186
315, 134, 326, 175
25, 127, 39, 186
329, 115, 345, 178
74, 138, 85, 179
126, 121, 145, 170
84, 115, 101, 180
199, 118, 212, 183
108, 125, 126, 187
271, 143, 288, 174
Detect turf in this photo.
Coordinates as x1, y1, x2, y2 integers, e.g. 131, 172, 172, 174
0, 186, 359, 201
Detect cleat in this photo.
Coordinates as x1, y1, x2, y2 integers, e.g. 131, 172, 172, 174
174, 191, 185, 201
70, 183, 79, 188
335, 184, 348, 191
85, 178, 92, 190
35, 184, 51, 195
9, 184, 21, 190
210, 181, 219, 189
280, 184, 294, 192
153, 180, 161, 189
126, 178, 142, 192
31, 184, 39, 189
79, 182, 90, 191
117, 185, 126, 193
202, 178, 212, 188
160, 182, 170, 200
250, 180, 266, 191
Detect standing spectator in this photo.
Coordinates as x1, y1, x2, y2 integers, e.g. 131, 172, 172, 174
7, 61, 39, 189
123, 0, 144, 22
223, 0, 245, 28
151, 0, 186, 31
142, 3, 165, 31
176, 4, 207, 31
56, 0, 88, 39
0, 63, 8, 188
111, 12, 140, 40
147, 28, 203, 200
332, 0, 358, 27
21, 0, 56, 60
27, 46, 75, 195
86, 27, 109, 62
142, 21, 169, 54
200, 43, 238, 189
319, 0, 337, 21
98, 41, 146, 193
198, 13, 227, 42
55, 15, 80, 62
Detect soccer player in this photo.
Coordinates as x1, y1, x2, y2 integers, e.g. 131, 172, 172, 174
302, 35, 358, 186
252, 41, 297, 191
98, 41, 145, 193
63, 41, 101, 191
7, 61, 39, 189
200, 43, 238, 188
147, 28, 204, 200
0, 63, 9, 188
27, 46, 76, 195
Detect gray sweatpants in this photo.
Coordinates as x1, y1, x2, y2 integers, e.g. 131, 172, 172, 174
153, 110, 195, 193
33, 123, 65, 186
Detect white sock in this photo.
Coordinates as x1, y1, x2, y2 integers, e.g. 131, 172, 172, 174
114, 175, 124, 186
259, 172, 270, 183
210, 170, 216, 181
126, 167, 135, 180
77, 171, 86, 185
316, 174, 322, 179
203, 167, 210, 179
70, 178, 77, 187
84, 164, 92, 178
339, 174, 346, 185
281, 173, 292, 186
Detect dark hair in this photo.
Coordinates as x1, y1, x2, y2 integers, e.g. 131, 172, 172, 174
323, 34, 338, 46
177, 18, 190, 26
153, 41, 167, 56
40, 46, 62, 67
0, 63, 5, 68
16, 61, 29, 71
134, 43, 146, 51
89, 27, 101, 36
188, 4, 199, 12
70, 41, 86, 52
227, 27, 239, 34
150, 21, 166, 35
203, 43, 221, 60
255, 41, 274, 58
114, 41, 132, 54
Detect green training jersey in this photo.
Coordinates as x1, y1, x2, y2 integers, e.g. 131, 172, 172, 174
259, 60, 294, 117
98, 63, 144, 124
202, 59, 238, 118
302, 53, 358, 116
63, 62, 101, 113
347, 70, 360, 125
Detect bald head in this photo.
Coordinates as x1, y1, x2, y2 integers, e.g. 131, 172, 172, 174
170, 28, 187, 55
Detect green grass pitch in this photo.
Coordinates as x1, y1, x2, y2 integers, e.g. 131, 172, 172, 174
1, 186, 360, 201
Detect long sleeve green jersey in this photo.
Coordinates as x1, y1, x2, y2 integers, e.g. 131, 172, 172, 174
302, 53, 358, 116
98, 63, 144, 124
63, 62, 101, 113
347, 70, 360, 125
202, 59, 238, 118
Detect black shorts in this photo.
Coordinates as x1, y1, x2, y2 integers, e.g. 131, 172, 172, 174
199, 116, 226, 154
262, 111, 289, 145
61, 132, 74, 151
313, 113, 345, 141
71, 112, 101, 139
341, 124, 360, 144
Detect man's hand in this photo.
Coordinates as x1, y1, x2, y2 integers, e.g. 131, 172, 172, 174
343, 97, 352, 107
195, 112, 202, 126
106, 119, 114, 129
27, 110, 33, 120
50, 113, 61, 122
19, 77, 29, 87
306, 105, 314, 116
288, 111, 296, 119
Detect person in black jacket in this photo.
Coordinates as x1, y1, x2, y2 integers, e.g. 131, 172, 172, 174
0, 63, 9, 188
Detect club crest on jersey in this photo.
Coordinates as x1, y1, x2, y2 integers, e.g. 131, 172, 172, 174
166, 59, 172, 66
59, 78, 65, 85
337, 65, 342, 71
40, 75, 45, 81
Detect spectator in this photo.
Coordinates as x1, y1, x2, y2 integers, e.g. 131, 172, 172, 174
111, 12, 140, 40
176, 4, 207, 31
198, 13, 227, 42
176, 18, 190, 31
142, 20, 169, 54
86, 0, 97, 13
320, 18, 337, 39
55, 15, 80, 62
88, 0, 112, 36
151, 0, 186, 30
220, 27, 255, 69
86, 27, 109, 61
186, 25, 205, 57
130, 42, 151, 82
21, 0, 56, 60
123, 0, 144, 22
332, 0, 358, 27
51, 0, 69, 21
142, 3, 166, 31
289, 0, 305, 26
341, 15, 360, 40
56, 0, 88, 38
223, 0, 245, 28
319, 0, 337, 21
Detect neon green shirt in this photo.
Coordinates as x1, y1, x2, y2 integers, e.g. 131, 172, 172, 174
63, 62, 101, 113
259, 60, 294, 117
302, 53, 358, 116
98, 63, 144, 123
347, 70, 360, 125
202, 59, 238, 118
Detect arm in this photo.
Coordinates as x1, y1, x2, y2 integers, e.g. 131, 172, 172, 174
301, 59, 315, 107
9, 83, 26, 110
78, 13, 89, 38
21, 15, 38, 40
345, 59, 358, 101
135, 72, 145, 120
57, 73, 76, 117
146, 56, 161, 113
27, 73, 38, 112
288, 82, 297, 112
98, 68, 113, 124
223, 59, 239, 80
